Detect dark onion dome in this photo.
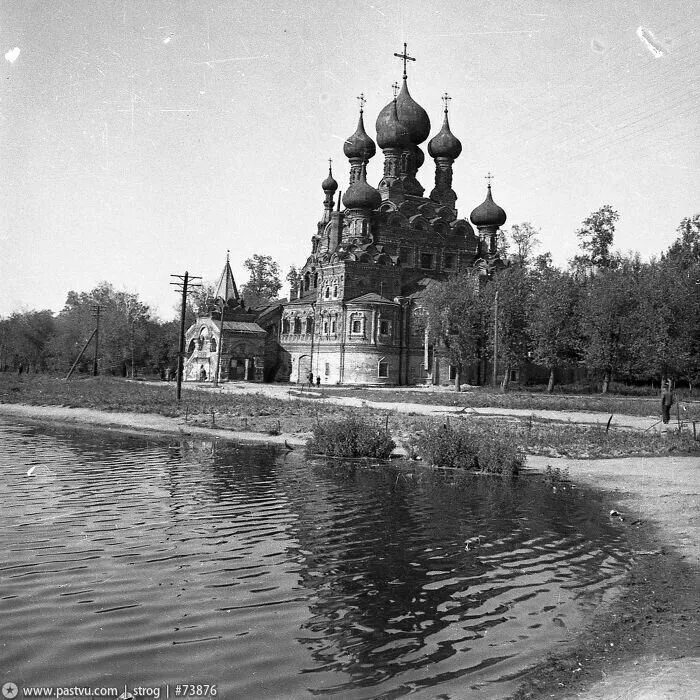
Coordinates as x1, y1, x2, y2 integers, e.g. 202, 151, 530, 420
375, 98, 410, 150
343, 111, 376, 161
470, 184, 507, 228
376, 79, 431, 145
321, 163, 338, 192
415, 146, 425, 168
342, 165, 381, 210
428, 110, 462, 160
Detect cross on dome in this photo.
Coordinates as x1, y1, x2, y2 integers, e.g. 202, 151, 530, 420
442, 92, 451, 113
485, 172, 494, 185
393, 42, 416, 80
391, 81, 400, 98
356, 93, 366, 113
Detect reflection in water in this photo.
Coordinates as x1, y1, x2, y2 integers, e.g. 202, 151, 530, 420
0, 420, 628, 699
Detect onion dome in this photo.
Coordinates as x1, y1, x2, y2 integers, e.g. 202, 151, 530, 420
376, 98, 410, 150
415, 146, 425, 168
377, 79, 431, 145
470, 184, 507, 228
342, 164, 381, 210
428, 109, 462, 160
321, 162, 338, 193
344, 111, 376, 161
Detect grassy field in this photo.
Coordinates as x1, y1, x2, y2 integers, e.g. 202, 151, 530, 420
326, 384, 700, 421
1, 374, 698, 459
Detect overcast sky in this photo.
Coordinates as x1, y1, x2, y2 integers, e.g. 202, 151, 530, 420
1, 0, 698, 320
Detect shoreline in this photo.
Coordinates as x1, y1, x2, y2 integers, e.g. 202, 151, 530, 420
1, 401, 698, 698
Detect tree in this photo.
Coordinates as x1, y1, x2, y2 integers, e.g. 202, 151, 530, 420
491, 266, 531, 390
528, 268, 581, 392
240, 254, 282, 308
578, 268, 636, 393
572, 205, 620, 271
419, 272, 491, 389
49, 283, 153, 375
507, 222, 540, 268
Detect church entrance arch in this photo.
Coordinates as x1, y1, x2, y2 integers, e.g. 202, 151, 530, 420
297, 354, 311, 384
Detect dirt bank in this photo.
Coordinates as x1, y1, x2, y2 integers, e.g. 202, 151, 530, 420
512, 455, 699, 699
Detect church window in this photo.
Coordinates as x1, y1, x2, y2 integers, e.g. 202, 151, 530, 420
449, 365, 457, 380
187, 339, 196, 354
331, 319, 337, 334
378, 361, 389, 378
325, 362, 330, 377
324, 286, 330, 299
282, 318, 290, 334
323, 320, 329, 334
361, 220, 368, 237
420, 253, 434, 269
351, 319, 362, 334
304, 273, 310, 291
379, 319, 390, 336
333, 285, 338, 298
313, 272, 318, 287
210, 338, 217, 352
305, 318, 313, 334
293, 318, 302, 334
444, 253, 455, 269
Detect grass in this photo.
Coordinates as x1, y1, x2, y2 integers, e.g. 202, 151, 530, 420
325, 384, 700, 421
1, 374, 698, 459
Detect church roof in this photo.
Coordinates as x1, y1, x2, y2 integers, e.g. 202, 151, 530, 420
213, 259, 240, 303
347, 292, 398, 305
221, 321, 265, 335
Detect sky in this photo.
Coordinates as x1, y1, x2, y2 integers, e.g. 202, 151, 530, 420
1, 0, 698, 320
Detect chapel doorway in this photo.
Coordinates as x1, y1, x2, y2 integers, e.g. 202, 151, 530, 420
297, 355, 311, 384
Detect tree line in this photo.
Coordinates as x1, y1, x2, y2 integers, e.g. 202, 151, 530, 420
0, 255, 283, 377
2, 217, 698, 392
421, 210, 700, 393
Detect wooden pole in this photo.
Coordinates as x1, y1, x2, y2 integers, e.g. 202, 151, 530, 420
92, 305, 100, 376
65, 328, 97, 380
176, 271, 189, 401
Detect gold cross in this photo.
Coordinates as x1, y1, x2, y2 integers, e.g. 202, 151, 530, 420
356, 93, 366, 113
485, 172, 494, 185
393, 42, 416, 80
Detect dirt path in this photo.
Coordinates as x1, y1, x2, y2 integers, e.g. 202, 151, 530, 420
1, 398, 697, 699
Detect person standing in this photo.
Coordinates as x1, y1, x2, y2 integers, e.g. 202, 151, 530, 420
661, 379, 674, 424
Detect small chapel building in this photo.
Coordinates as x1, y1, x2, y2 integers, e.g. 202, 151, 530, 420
183, 258, 268, 383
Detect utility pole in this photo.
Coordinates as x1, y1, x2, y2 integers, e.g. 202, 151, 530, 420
91, 305, 101, 376
170, 271, 202, 401
492, 291, 498, 388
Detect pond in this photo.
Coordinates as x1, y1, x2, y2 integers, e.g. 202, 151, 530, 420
0, 418, 629, 699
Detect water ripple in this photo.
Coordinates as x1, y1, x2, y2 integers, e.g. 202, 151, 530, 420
0, 419, 629, 698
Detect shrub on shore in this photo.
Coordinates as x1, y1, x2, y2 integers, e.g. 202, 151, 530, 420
411, 421, 524, 476
306, 416, 396, 458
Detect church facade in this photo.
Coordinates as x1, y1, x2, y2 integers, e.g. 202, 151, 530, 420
273, 47, 507, 386
185, 47, 508, 386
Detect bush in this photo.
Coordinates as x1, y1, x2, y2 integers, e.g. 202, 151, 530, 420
306, 416, 396, 458
412, 421, 524, 476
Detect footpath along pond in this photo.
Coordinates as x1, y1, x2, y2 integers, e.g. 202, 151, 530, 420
1, 418, 631, 699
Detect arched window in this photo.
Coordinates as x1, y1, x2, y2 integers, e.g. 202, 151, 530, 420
293, 317, 302, 334
333, 285, 338, 298
304, 273, 310, 291
210, 338, 217, 352
282, 318, 290, 334
187, 339, 196, 353
313, 272, 318, 287
305, 318, 313, 334
324, 286, 330, 299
